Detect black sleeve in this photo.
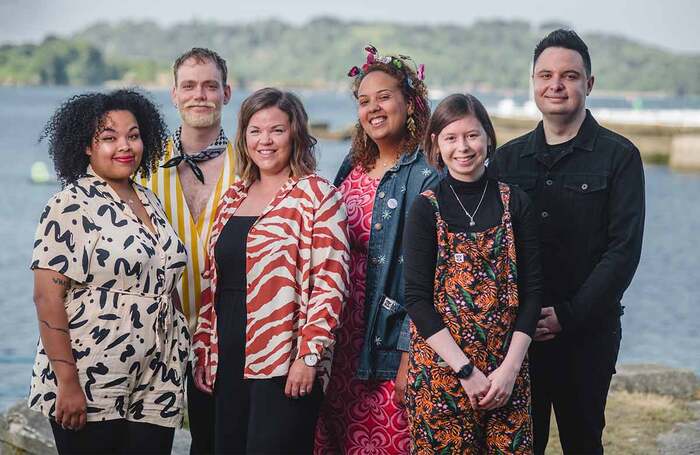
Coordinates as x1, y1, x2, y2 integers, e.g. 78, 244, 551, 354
510, 185, 543, 337
554, 148, 645, 330
403, 195, 445, 338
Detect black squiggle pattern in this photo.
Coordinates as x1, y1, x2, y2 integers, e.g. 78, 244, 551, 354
44, 221, 75, 252
29, 177, 189, 425
97, 204, 128, 228
84, 362, 108, 400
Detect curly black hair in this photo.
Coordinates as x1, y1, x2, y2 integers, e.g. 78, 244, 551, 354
40, 89, 168, 186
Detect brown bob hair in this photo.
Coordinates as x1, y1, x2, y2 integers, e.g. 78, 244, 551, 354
423, 93, 497, 170
350, 58, 430, 171
234, 87, 317, 183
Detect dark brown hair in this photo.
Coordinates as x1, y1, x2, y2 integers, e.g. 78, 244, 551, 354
173, 47, 228, 85
350, 59, 430, 171
534, 29, 591, 76
424, 93, 497, 170
40, 89, 167, 185
234, 87, 317, 183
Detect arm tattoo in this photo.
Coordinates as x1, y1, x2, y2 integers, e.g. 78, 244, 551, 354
51, 277, 70, 287
41, 319, 70, 335
48, 357, 76, 366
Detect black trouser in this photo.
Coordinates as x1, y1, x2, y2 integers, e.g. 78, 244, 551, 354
214, 289, 322, 454
530, 319, 621, 455
215, 376, 323, 454
186, 364, 215, 454
50, 419, 174, 454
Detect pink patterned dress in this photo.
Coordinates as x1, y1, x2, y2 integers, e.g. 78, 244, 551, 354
315, 166, 410, 454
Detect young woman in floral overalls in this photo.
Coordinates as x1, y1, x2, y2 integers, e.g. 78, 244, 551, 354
403, 94, 543, 454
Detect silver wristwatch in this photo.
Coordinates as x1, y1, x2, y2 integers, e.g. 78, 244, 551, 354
303, 354, 319, 367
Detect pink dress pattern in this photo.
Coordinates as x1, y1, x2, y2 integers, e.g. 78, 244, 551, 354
315, 166, 410, 454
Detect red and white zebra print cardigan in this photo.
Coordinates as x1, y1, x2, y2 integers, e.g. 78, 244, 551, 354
192, 174, 350, 390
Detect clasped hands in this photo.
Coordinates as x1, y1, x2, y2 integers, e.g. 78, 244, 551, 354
460, 363, 518, 411
534, 306, 562, 341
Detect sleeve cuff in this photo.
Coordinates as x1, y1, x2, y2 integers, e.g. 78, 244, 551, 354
297, 339, 324, 360
553, 301, 576, 332
396, 315, 412, 352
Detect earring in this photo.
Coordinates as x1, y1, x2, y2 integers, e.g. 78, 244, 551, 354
358, 123, 368, 147
406, 114, 417, 138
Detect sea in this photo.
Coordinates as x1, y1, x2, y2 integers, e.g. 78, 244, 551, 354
0, 86, 698, 411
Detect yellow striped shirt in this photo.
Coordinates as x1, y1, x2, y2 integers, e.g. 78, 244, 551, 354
140, 137, 238, 332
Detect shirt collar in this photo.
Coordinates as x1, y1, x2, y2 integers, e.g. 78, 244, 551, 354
522, 109, 599, 157
395, 147, 420, 167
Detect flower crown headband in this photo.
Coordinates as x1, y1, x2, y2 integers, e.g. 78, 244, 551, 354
347, 44, 426, 85
348, 44, 427, 113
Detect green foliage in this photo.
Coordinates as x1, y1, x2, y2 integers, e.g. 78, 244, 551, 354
1, 18, 699, 94
0, 36, 118, 85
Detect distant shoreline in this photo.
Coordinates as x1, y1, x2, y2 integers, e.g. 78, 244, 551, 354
2, 82, 695, 101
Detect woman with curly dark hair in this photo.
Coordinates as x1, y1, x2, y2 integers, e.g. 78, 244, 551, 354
315, 46, 439, 454
29, 89, 190, 454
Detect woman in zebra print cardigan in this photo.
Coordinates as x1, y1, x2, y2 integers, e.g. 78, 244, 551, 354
192, 87, 351, 454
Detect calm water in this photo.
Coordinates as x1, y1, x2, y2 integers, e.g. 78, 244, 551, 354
0, 87, 698, 411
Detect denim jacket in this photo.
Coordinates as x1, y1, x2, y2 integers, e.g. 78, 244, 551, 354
334, 150, 439, 380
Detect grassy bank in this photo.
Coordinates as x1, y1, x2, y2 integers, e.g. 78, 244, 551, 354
545, 391, 695, 454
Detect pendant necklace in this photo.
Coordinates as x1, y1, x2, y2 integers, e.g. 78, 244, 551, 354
449, 181, 488, 227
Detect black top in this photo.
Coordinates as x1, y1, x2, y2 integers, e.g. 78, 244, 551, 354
489, 110, 645, 333
403, 171, 543, 339
540, 136, 575, 168
215, 216, 257, 293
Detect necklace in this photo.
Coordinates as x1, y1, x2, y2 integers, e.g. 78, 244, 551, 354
449, 181, 488, 227
376, 150, 401, 169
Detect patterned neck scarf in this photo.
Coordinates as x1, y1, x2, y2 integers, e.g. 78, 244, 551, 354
161, 127, 228, 183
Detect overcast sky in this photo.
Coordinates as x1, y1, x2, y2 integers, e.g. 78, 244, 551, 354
1, 0, 698, 53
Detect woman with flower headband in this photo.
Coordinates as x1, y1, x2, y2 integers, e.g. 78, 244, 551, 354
315, 45, 439, 454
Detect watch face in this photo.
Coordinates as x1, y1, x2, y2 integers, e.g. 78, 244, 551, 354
304, 355, 318, 367
457, 363, 473, 379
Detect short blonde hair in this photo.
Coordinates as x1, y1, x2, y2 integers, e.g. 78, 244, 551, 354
235, 88, 317, 183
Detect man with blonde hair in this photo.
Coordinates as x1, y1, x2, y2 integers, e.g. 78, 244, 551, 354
141, 47, 238, 454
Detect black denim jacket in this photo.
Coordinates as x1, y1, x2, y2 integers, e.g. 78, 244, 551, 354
489, 110, 645, 333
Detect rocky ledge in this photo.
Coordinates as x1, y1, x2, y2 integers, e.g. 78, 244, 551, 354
2, 363, 698, 454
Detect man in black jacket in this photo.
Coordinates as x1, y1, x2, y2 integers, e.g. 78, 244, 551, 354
489, 29, 645, 454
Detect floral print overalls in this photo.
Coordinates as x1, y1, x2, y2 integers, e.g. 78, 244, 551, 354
407, 184, 533, 454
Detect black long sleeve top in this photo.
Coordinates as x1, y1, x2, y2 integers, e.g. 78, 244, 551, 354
403, 171, 543, 339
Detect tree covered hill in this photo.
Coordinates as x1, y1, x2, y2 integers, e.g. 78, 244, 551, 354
2, 18, 699, 95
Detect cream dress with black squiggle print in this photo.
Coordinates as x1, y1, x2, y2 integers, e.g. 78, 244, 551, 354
29, 168, 190, 428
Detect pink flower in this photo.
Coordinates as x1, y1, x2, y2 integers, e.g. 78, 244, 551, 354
417, 64, 425, 80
